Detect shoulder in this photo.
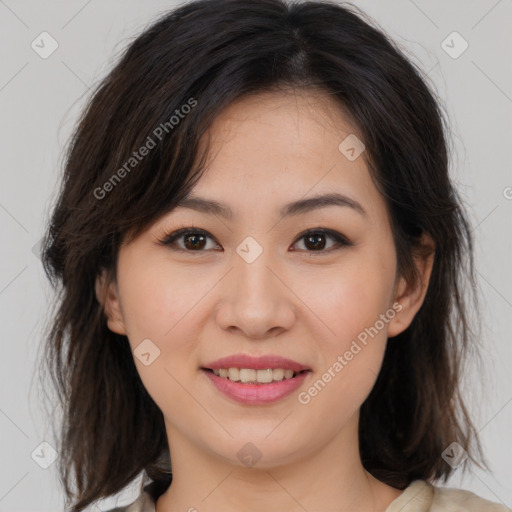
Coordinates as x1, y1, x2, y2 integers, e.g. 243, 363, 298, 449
431, 483, 511, 512
386, 479, 511, 512
102, 488, 156, 512
102, 479, 167, 512
103, 479, 511, 512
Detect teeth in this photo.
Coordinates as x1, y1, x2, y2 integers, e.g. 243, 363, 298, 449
211, 368, 297, 383
227, 368, 240, 381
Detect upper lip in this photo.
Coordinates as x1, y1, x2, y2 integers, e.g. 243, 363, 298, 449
202, 354, 311, 372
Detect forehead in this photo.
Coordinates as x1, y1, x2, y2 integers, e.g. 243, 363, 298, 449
185, 89, 387, 225
201, 88, 357, 161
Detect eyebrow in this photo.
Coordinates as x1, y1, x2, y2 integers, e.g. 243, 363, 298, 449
174, 192, 367, 220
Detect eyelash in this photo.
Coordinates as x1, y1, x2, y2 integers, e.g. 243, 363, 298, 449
157, 226, 352, 255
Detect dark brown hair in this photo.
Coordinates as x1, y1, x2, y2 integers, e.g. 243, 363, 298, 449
39, 0, 484, 510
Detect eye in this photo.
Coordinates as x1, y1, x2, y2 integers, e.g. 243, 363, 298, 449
158, 227, 220, 252
291, 228, 352, 254
158, 226, 352, 255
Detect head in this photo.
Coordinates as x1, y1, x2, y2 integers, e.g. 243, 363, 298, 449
40, 1, 482, 511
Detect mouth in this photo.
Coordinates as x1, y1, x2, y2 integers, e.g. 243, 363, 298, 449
200, 354, 312, 403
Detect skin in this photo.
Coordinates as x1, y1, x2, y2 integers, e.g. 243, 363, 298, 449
96, 88, 435, 512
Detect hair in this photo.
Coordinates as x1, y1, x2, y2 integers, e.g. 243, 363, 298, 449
39, 0, 485, 510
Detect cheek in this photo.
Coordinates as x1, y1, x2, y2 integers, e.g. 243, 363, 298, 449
115, 254, 206, 416
295, 281, 392, 430
296, 250, 396, 404
115, 252, 214, 406
299, 254, 395, 347
117, 251, 211, 348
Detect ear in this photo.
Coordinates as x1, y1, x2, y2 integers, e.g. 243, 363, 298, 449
387, 232, 435, 338
95, 269, 127, 335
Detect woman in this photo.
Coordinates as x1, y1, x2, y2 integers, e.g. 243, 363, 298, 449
40, 0, 510, 511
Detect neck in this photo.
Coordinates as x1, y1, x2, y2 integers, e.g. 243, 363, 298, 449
155, 414, 402, 512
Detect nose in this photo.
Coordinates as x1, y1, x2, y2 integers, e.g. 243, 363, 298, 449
215, 246, 296, 339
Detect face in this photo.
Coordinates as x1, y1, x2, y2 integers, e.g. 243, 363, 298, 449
97, 89, 432, 469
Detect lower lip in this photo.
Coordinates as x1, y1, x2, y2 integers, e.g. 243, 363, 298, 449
201, 369, 311, 405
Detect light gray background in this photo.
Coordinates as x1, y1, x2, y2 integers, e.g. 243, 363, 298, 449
1, 1, 511, 510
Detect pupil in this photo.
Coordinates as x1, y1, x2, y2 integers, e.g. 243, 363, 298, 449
306, 233, 325, 250
185, 234, 205, 250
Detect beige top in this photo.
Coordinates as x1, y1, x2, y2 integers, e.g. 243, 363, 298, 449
107, 479, 511, 512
